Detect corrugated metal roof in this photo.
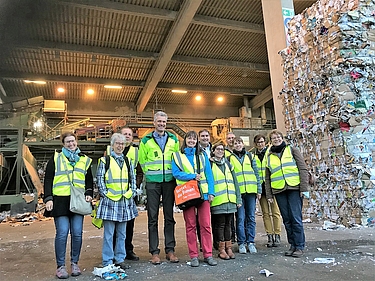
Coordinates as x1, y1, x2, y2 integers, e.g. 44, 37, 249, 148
0, 0, 316, 110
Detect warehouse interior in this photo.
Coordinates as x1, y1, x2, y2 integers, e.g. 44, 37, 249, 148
1, 0, 374, 227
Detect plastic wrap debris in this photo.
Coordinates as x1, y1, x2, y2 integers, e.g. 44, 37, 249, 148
259, 269, 274, 277
312, 258, 336, 264
92, 264, 127, 280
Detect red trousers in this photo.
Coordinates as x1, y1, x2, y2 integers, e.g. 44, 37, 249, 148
183, 200, 213, 259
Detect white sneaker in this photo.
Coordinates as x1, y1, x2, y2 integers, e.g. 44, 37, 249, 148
239, 244, 247, 254
248, 243, 257, 254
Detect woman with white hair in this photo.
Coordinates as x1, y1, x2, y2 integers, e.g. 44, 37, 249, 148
96, 133, 138, 270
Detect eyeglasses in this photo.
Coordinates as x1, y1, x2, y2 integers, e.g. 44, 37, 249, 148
215, 148, 224, 151
115, 142, 125, 146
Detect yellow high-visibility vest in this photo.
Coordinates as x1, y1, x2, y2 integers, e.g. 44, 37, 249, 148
253, 153, 266, 184
99, 156, 131, 201
210, 161, 236, 207
266, 146, 300, 189
228, 153, 257, 194
52, 152, 92, 196
172, 152, 208, 194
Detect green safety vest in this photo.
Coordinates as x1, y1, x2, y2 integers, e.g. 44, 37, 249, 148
266, 146, 300, 189
139, 132, 179, 182
52, 152, 92, 196
172, 152, 208, 194
99, 156, 131, 201
210, 161, 236, 207
228, 153, 257, 194
253, 153, 266, 184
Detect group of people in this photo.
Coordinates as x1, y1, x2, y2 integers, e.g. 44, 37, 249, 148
43, 111, 308, 279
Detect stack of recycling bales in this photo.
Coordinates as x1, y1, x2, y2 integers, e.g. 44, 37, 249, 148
279, 0, 375, 226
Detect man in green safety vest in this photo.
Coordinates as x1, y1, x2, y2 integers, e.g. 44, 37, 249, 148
139, 111, 180, 265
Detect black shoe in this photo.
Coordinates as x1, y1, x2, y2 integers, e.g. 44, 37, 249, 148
126, 251, 140, 261
115, 262, 130, 270
266, 234, 273, 248
273, 234, 281, 247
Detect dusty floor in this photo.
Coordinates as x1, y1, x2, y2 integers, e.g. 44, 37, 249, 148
0, 210, 374, 281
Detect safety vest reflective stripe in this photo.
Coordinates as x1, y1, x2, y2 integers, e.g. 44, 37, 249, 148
144, 159, 171, 166
211, 162, 236, 207
52, 152, 91, 196
100, 156, 130, 201
214, 179, 234, 185
172, 152, 208, 194
215, 189, 236, 196
271, 173, 300, 181
266, 146, 300, 189
145, 170, 173, 175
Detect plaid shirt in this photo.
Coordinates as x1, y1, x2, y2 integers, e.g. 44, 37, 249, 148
96, 155, 138, 222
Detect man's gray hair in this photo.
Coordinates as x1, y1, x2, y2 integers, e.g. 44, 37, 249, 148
154, 111, 168, 121
110, 133, 125, 146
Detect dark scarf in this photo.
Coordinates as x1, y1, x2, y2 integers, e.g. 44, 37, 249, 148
270, 141, 287, 153
233, 148, 246, 158
256, 146, 268, 161
62, 147, 81, 167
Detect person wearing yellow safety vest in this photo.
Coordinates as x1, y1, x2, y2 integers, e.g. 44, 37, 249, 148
172, 131, 217, 267
223, 132, 236, 244
228, 137, 261, 255
106, 127, 144, 262
96, 133, 138, 270
253, 134, 282, 248
265, 130, 309, 258
138, 111, 180, 265
43, 132, 93, 279
210, 143, 242, 260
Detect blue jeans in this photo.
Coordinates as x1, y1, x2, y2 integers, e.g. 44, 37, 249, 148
54, 214, 84, 267
236, 193, 257, 245
275, 190, 305, 250
102, 220, 127, 266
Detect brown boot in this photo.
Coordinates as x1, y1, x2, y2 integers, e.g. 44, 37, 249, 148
225, 241, 235, 259
218, 241, 229, 260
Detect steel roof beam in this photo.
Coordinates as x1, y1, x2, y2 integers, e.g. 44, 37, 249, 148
136, 0, 204, 113
58, 0, 264, 34
0, 72, 259, 95
249, 85, 272, 109
15, 40, 269, 71
157, 83, 258, 95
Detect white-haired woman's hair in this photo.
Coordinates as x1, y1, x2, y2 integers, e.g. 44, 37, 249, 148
110, 133, 125, 146
154, 111, 168, 121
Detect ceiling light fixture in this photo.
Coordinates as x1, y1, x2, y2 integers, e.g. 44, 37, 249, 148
172, 89, 187, 94
87, 89, 94, 95
104, 85, 123, 89
241, 70, 248, 78
255, 70, 270, 73
217, 96, 224, 102
24, 80, 46, 84
195, 95, 202, 101
57, 87, 65, 93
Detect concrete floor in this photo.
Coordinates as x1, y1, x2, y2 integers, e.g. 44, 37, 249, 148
0, 210, 374, 281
